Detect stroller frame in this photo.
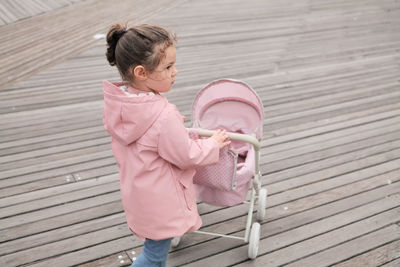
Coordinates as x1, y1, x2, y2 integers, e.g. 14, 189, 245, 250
180, 128, 267, 259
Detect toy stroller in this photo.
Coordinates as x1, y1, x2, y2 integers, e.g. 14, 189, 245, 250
173, 79, 267, 259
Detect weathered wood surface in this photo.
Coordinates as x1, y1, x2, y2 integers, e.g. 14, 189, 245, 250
0, 0, 184, 90
0, 0, 399, 266
0, 0, 86, 25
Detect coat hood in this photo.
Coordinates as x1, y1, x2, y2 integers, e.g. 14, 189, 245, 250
102, 80, 167, 145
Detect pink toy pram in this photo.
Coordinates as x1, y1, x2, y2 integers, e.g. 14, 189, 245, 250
173, 79, 268, 259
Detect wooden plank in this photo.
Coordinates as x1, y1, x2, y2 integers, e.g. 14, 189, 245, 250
183, 71, 399, 106
0, 84, 102, 111
0, 164, 117, 201
262, 134, 400, 186
0, 50, 396, 116
0, 0, 399, 266
26, 236, 137, 267
262, 105, 400, 146
0, 137, 110, 165
262, 82, 399, 118
0, 201, 123, 243
8, 173, 400, 267
78, 251, 133, 267
262, 131, 400, 183
0, 143, 111, 174
334, 239, 400, 267
2, 65, 394, 138
187, 201, 400, 266
207, 167, 399, 237
0, 202, 219, 265
263, 90, 400, 126
0, 99, 101, 126
0, 127, 107, 156
0, 71, 396, 134
262, 127, 400, 171
1, 124, 398, 199
2, 111, 398, 174
2, 136, 396, 264
262, 116, 400, 158
2, 110, 396, 198
0, 3, 15, 24
0, 180, 119, 219
0, 148, 112, 179
0, 173, 118, 208
1, 0, 24, 20
258, 72, 400, 106
0, 113, 102, 142
0, 126, 393, 199
263, 139, 400, 176
267, 157, 400, 203
0, 106, 100, 126
166, 179, 400, 266
0, 0, 183, 89
380, 258, 400, 267
0, 157, 116, 197
0, 224, 134, 266
283, 225, 400, 267
0, 191, 121, 230
198, 159, 400, 230
0, 212, 126, 256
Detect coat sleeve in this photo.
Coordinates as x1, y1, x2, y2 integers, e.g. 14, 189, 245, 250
158, 106, 220, 170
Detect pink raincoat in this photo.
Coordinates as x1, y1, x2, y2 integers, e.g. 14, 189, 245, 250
102, 80, 220, 241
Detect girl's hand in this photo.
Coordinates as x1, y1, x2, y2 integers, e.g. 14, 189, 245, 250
210, 129, 231, 149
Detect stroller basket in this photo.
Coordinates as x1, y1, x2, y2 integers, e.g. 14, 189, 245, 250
194, 146, 239, 192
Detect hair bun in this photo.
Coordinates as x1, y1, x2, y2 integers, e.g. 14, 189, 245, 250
106, 23, 127, 66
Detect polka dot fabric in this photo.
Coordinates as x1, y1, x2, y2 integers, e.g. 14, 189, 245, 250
193, 146, 239, 191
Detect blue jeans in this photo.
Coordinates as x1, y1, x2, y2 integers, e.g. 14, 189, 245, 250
131, 238, 173, 267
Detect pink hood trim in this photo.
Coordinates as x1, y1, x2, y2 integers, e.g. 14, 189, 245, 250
102, 80, 167, 145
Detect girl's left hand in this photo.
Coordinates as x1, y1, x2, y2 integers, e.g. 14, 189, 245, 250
210, 129, 231, 149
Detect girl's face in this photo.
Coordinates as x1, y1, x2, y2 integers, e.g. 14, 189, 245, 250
145, 45, 178, 93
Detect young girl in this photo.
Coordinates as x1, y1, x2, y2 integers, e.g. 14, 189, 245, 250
103, 23, 230, 267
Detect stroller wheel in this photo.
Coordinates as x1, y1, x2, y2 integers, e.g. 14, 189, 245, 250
171, 236, 181, 248
248, 222, 261, 259
257, 188, 267, 222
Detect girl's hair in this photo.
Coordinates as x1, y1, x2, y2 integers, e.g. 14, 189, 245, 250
106, 23, 176, 82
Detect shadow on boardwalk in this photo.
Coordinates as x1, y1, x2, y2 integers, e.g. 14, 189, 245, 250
0, 0, 399, 266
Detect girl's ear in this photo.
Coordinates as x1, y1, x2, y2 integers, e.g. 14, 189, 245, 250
133, 65, 147, 80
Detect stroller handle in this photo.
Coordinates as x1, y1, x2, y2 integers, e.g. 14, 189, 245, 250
187, 128, 260, 151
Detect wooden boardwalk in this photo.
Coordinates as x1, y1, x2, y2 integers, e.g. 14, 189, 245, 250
1, 0, 400, 266
0, 0, 86, 25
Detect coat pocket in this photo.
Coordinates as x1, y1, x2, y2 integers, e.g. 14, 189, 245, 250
178, 178, 194, 211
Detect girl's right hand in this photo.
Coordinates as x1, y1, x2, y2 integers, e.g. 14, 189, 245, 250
211, 129, 231, 149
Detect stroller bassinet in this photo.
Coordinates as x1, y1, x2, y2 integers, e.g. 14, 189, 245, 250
173, 79, 268, 259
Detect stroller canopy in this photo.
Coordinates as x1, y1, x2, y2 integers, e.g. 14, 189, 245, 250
192, 79, 264, 140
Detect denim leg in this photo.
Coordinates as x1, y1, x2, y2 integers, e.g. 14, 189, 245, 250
131, 238, 172, 267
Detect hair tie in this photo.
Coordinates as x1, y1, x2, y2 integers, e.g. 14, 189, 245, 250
121, 29, 127, 33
